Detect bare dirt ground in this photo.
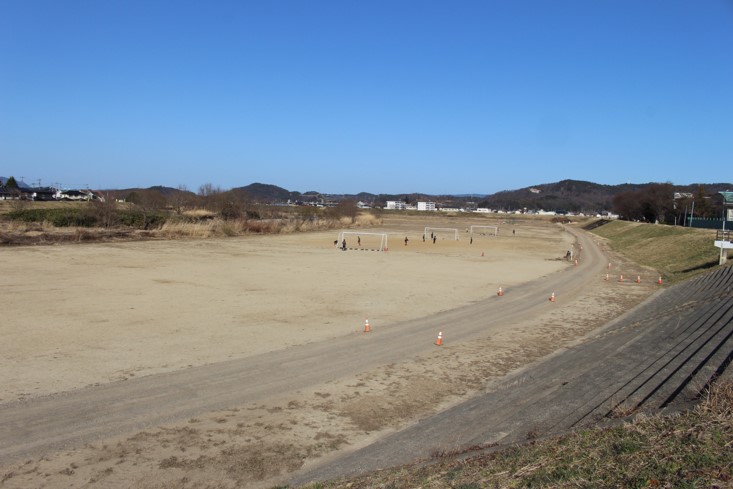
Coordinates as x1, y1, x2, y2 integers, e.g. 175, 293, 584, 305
0, 215, 659, 489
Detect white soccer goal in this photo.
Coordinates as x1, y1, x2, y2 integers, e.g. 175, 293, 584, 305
424, 227, 459, 240
469, 225, 498, 237
336, 231, 388, 251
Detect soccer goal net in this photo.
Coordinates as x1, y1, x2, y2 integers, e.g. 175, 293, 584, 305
336, 231, 388, 251
424, 227, 459, 240
469, 225, 498, 237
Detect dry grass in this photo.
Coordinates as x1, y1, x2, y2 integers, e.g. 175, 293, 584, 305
181, 208, 217, 218
588, 220, 722, 283
308, 380, 733, 489
0, 221, 145, 244
1, 205, 384, 244
158, 217, 349, 238
0, 200, 83, 215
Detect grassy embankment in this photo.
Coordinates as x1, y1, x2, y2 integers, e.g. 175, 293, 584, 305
588, 219, 723, 284
300, 382, 732, 489
294, 219, 731, 489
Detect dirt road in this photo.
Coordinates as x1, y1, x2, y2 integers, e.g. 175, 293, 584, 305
292, 265, 733, 485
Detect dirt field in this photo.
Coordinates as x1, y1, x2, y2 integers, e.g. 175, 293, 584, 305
0, 215, 658, 488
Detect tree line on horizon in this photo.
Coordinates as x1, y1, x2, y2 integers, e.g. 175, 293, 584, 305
3, 176, 729, 228
1, 178, 362, 231
477, 179, 729, 224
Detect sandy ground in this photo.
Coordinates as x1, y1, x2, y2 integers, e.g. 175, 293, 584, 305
0, 215, 660, 488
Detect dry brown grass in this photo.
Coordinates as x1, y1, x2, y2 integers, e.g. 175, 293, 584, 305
354, 213, 381, 226
181, 208, 217, 218
589, 220, 721, 283
0, 221, 146, 245
1, 205, 384, 244
311, 380, 733, 489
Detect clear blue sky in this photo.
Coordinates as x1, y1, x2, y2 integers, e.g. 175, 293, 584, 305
1, 1, 732, 195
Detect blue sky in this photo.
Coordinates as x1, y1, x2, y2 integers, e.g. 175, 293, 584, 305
1, 1, 732, 195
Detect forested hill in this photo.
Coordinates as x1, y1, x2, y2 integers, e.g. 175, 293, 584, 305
477, 180, 733, 214
91, 179, 732, 216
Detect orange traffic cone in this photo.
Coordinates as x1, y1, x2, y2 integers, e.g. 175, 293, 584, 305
364, 318, 370, 333
498, 287, 503, 297
657, 276, 663, 285
619, 274, 624, 282
635, 275, 641, 283
435, 331, 443, 346
549, 292, 556, 302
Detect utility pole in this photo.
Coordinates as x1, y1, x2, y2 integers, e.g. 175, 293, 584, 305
689, 201, 695, 227
716, 191, 733, 265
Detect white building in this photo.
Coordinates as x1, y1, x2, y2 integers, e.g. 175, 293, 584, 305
386, 200, 406, 210
417, 201, 436, 211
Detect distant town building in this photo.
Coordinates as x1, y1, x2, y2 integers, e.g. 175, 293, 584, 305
417, 201, 435, 211
386, 201, 406, 210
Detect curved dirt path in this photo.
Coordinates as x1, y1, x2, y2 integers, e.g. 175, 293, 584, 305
291, 259, 733, 486
0, 226, 605, 466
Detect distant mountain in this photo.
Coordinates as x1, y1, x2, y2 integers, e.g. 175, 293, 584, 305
477, 180, 640, 213
72, 179, 733, 213
146, 185, 190, 196
477, 179, 733, 214
231, 183, 301, 202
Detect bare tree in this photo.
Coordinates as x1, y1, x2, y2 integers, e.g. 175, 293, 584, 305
198, 183, 221, 197
91, 192, 119, 228
612, 190, 642, 221
613, 183, 674, 223
330, 200, 359, 223
640, 183, 674, 223
692, 185, 715, 218
127, 189, 166, 229
169, 184, 193, 215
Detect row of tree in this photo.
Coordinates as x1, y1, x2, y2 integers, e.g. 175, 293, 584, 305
113, 184, 358, 222
612, 184, 725, 224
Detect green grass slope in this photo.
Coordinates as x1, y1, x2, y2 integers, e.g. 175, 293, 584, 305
587, 220, 723, 284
